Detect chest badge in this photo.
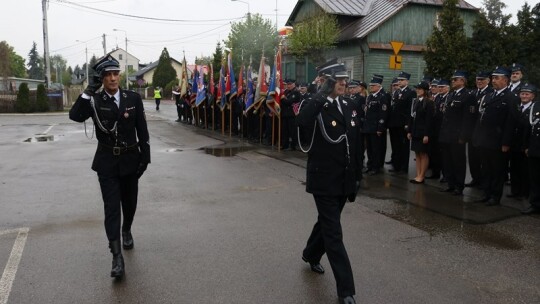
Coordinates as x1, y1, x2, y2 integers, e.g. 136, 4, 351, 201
124, 112, 129, 119
331, 120, 337, 127
351, 120, 356, 127
352, 110, 357, 117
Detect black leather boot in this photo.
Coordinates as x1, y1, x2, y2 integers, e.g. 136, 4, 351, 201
122, 231, 134, 250
109, 240, 124, 278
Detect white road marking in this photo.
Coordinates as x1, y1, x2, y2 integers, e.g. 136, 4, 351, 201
0, 228, 30, 304
43, 125, 55, 134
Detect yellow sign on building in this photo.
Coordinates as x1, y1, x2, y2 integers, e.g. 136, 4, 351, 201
390, 55, 402, 70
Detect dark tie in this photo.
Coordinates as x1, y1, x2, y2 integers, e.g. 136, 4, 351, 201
519, 104, 524, 112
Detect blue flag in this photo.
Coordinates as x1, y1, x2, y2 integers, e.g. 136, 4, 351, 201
219, 65, 227, 110
195, 65, 206, 106
245, 64, 254, 111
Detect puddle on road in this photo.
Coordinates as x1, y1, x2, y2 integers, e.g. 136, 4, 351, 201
23, 135, 54, 142
166, 148, 183, 152
375, 200, 523, 250
201, 145, 256, 157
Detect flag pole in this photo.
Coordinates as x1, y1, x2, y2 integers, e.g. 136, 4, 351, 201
272, 114, 275, 148
259, 109, 263, 144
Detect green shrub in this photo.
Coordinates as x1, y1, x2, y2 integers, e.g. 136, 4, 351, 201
15, 83, 32, 113
35, 84, 49, 112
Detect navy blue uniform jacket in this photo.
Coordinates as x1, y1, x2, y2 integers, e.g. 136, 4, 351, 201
297, 93, 362, 196
69, 89, 151, 176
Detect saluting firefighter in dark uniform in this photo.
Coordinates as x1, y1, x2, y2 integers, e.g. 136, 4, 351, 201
522, 84, 540, 214
69, 56, 150, 279
388, 72, 416, 174
297, 61, 360, 304
472, 66, 519, 206
281, 79, 301, 150
362, 74, 389, 175
466, 71, 494, 188
509, 84, 536, 201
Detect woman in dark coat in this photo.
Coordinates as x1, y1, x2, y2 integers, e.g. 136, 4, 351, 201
407, 81, 434, 183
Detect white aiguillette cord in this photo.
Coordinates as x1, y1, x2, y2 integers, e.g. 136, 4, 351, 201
297, 99, 351, 163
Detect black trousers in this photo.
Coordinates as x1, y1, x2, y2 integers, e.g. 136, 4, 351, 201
365, 133, 384, 171
467, 143, 482, 183
281, 116, 298, 149
429, 136, 442, 177
441, 142, 466, 190
479, 148, 506, 201
389, 127, 409, 172
510, 151, 529, 197
175, 102, 182, 120
529, 157, 540, 208
303, 195, 355, 298
98, 173, 139, 242
155, 98, 161, 109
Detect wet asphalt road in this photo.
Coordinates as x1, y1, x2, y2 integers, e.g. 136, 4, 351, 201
0, 100, 539, 304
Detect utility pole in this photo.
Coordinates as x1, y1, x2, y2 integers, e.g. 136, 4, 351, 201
102, 34, 107, 56
42, 0, 51, 87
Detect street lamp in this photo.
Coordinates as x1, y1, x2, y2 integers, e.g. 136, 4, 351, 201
76, 40, 89, 87
231, 0, 250, 19
113, 28, 129, 90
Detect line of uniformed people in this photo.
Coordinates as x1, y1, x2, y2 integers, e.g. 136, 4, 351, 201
344, 64, 540, 214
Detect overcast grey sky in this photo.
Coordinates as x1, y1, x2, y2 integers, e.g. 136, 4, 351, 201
1, 0, 538, 69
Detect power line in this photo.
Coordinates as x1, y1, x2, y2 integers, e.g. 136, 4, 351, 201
53, 0, 245, 22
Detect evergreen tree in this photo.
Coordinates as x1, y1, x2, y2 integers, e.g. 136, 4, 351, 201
212, 42, 224, 81
15, 82, 32, 113
424, 0, 472, 80
35, 84, 49, 112
515, 3, 535, 74
27, 41, 44, 80
152, 47, 176, 89
225, 13, 277, 72
469, 14, 503, 73
527, 3, 540, 85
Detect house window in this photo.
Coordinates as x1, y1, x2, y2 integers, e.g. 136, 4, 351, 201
296, 62, 306, 83
341, 57, 354, 79
119, 54, 123, 60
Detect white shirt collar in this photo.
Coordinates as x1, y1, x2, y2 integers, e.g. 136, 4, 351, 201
105, 90, 121, 107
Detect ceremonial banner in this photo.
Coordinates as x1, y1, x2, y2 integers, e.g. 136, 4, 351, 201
180, 56, 188, 96
226, 52, 237, 101
245, 62, 255, 111
254, 54, 267, 109
266, 48, 282, 115
195, 64, 206, 106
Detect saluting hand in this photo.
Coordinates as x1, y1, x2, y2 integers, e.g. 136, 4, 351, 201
423, 136, 429, 144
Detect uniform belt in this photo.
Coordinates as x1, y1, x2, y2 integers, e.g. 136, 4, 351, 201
98, 143, 139, 156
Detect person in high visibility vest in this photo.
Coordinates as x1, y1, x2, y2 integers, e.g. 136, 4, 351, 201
154, 86, 162, 111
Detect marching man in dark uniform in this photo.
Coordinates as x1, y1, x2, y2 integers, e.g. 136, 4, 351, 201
466, 71, 494, 188
362, 75, 389, 175
439, 71, 475, 195
522, 84, 540, 214
69, 56, 150, 279
297, 61, 361, 304
389, 71, 416, 174
472, 66, 518, 206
